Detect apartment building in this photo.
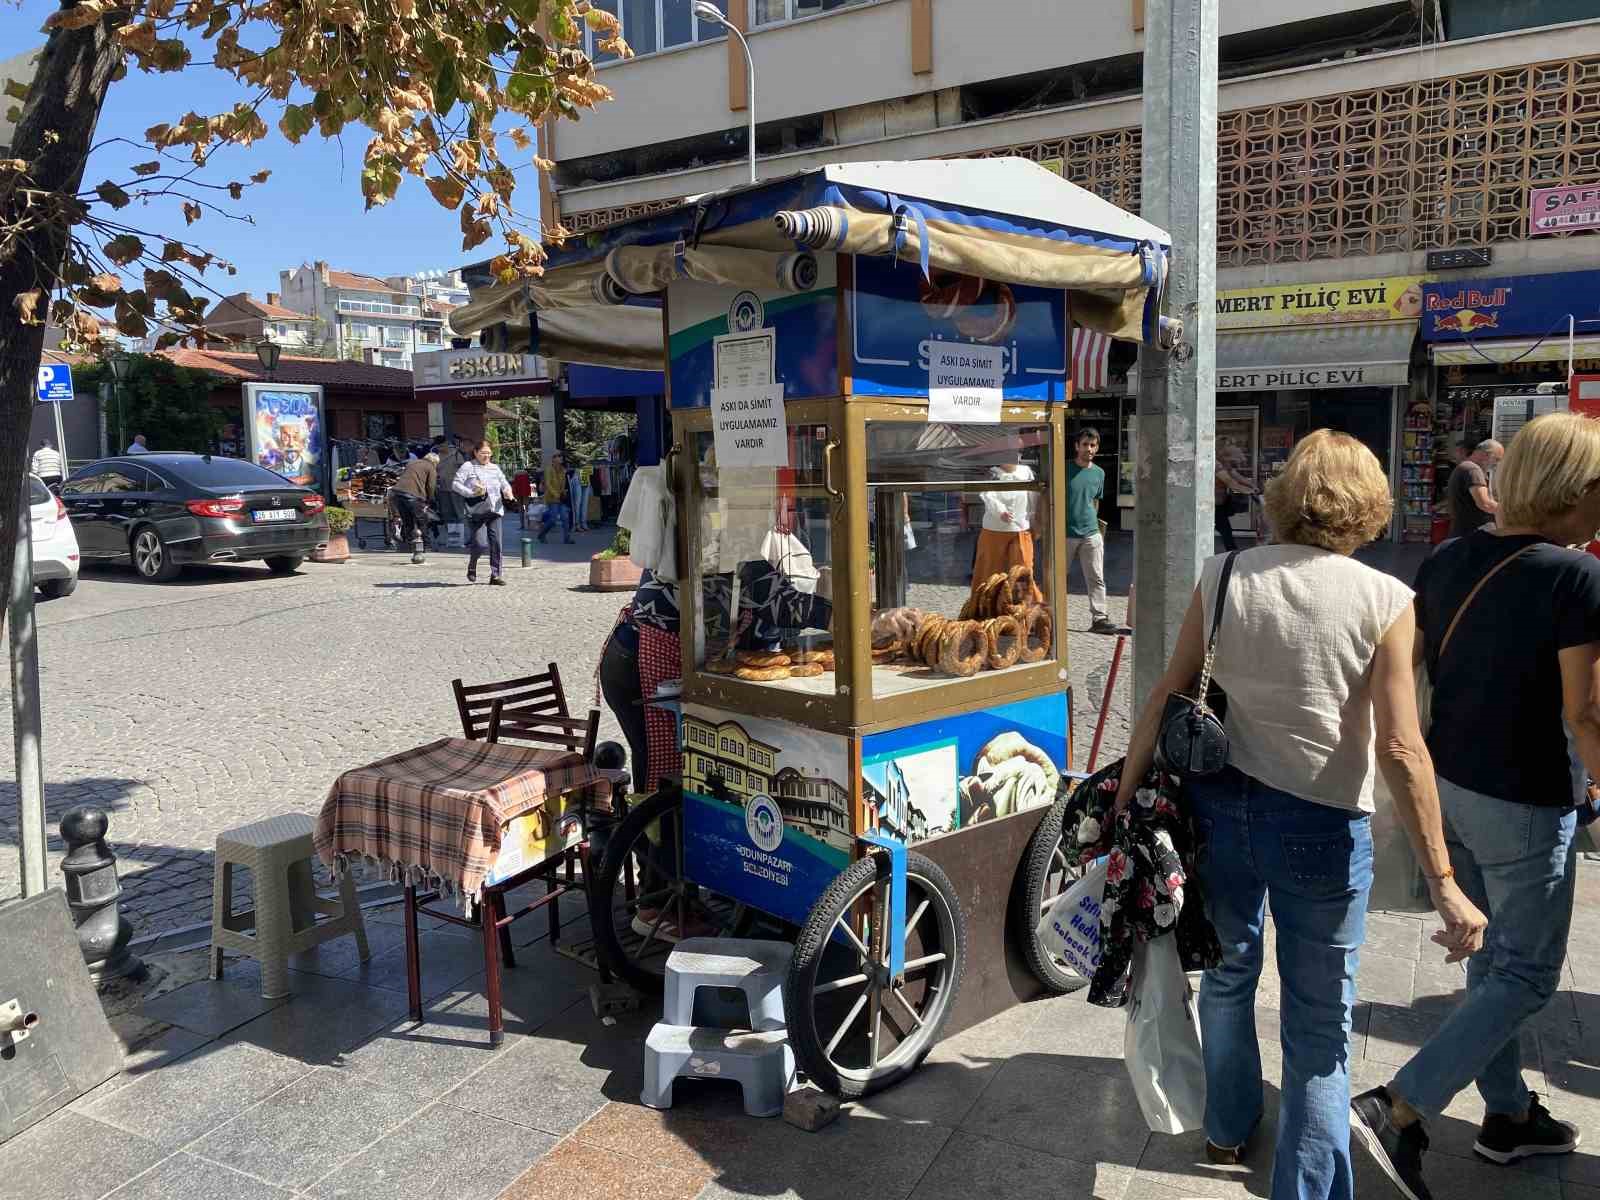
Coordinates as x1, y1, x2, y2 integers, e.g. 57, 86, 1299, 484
277, 262, 453, 370
204, 292, 320, 350
541, 0, 1600, 541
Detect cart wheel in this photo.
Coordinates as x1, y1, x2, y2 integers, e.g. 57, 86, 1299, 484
1013, 788, 1093, 995
590, 783, 755, 995
785, 850, 965, 1099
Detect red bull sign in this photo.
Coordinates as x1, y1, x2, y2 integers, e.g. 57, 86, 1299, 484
1422, 271, 1600, 343
1425, 286, 1513, 335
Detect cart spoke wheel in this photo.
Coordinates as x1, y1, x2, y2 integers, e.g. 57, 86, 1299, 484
1013, 785, 1093, 996
786, 851, 966, 1099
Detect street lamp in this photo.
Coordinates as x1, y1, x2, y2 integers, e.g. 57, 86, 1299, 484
255, 338, 282, 380
107, 350, 131, 456
693, 1, 755, 185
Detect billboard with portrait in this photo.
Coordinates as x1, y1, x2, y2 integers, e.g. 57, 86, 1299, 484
243, 383, 325, 489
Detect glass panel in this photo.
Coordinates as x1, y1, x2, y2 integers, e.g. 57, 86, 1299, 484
663, 0, 694, 46
180, 456, 286, 488
793, 0, 864, 16
690, 424, 836, 695
623, 0, 657, 55
591, 0, 620, 61
865, 422, 1054, 699
695, 0, 727, 40
753, 0, 787, 24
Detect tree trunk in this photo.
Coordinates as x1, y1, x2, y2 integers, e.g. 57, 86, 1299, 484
0, 16, 123, 615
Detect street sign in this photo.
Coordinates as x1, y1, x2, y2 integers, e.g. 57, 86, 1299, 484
35, 364, 74, 403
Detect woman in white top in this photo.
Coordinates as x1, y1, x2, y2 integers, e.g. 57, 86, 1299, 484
970, 439, 1044, 604
1115, 430, 1485, 1200
451, 440, 516, 585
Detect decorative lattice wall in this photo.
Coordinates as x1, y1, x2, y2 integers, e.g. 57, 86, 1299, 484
560, 52, 1600, 267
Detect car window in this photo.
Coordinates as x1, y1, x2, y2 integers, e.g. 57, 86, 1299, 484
142, 467, 175, 492
61, 466, 108, 495
175, 457, 289, 489
29, 477, 50, 506
98, 468, 143, 494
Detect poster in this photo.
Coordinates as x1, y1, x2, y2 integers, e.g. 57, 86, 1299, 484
244, 383, 324, 488
710, 384, 787, 468
714, 330, 775, 389
927, 343, 1004, 424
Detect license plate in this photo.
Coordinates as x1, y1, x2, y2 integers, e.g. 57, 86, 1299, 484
252, 508, 297, 523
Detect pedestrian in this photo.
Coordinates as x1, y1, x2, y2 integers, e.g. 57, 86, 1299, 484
573, 461, 595, 533
1214, 441, 1255, 552
1445, 437, 1504, 539
599, 569, 681, 791
536, 451, 574, 544
1066, 426, 1118, 634
390, 449, 438, 564
126, 433, 150, 455
436, 436, 467, 545
969, 434, 1044, 605
1352, 412, 1600, 1200
1115, 429, 1486, 1200
31, 438, 63, 488
453, 439, 516, 585
511, 467, 534, 529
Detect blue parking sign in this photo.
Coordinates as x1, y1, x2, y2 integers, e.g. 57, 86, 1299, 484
36, 364, 74, 403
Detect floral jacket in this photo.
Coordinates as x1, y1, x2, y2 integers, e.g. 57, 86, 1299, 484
1069, 761, 1221, 1008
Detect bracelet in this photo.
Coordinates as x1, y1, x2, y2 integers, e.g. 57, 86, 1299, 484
1423, 865, 1455, 882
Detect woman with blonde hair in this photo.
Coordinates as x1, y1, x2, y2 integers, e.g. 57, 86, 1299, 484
1353, 412, 1600, 1200
1116, 429, 1485, 1200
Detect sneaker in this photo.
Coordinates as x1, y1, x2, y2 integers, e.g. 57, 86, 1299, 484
489, 576, 506, 587
1090, 618, 1120, 635
466, 571, 476, 584
1205, 1114, 1260, 1166
1351, 1087, 1433, 1200
1474, 1095, 1579, 1164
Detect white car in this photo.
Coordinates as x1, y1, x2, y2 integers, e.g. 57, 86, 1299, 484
29, 473, 80, 599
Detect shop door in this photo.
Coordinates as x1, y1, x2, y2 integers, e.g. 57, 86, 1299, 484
1217, 406, 1261, 542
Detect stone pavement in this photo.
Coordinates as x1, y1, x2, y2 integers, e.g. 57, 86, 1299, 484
15, 862, 1600, 1200
0, 530, 1135, 940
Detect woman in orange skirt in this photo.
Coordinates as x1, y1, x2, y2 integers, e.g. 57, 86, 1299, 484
970, 453, 1045, 604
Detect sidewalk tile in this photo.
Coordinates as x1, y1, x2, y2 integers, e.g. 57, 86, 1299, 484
1354, 951, 1416, 1007
68, 1024, 214, 1112
103, 1153, 295, 1199
907, 1130, 1133, 1200
138, 978, 287, 1039
958, 1054, 1149, 1170
0, 1112, 165, 1200
1352, 1132, 1562, 1200
861, 1001, 1044, 1126
85, 1041, 310, 1149
498, 1137, 708, 1200
339, 927, 486, 997
341, 1013, 520, 1100
188, 1067, 417, 1191
307, 1103, 554, 1200
1015, 993, 1129, 1081
224, 972, 411, 1064
569, 1101, 757, 1176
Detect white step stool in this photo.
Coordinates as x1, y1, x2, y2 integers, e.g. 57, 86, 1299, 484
642, 1025, 796, 1117
663, 938, 792, 1031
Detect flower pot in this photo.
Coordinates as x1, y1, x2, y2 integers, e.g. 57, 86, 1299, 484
312, 533, 351, 563
589, 554, 642, 592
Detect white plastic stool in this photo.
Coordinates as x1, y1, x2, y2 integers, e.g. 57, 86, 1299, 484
664, 938, 793, 1032
209, 813, 370, 1000
642, 1025, 796, 1117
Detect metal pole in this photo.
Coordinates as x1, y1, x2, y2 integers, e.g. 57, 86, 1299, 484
9, 478, 48, 897
51, 401, 67, 477
728, 23, 756, 185
1132, 0, 1219, 710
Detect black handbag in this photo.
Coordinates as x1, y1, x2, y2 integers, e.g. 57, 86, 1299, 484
1155, 551, 1238, 779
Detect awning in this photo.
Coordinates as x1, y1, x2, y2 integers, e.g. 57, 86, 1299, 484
1072, 326, 1112, 392
1428, 335, 1600, 367
1216, 323, 1415, 391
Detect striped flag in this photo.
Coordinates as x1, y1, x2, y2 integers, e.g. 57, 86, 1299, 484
1071, 326, 1112, 393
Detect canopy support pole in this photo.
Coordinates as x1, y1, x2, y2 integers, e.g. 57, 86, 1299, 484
1133, 0, 1219, 712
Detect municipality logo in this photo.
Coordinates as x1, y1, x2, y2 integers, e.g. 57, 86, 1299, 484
744, 793, 783, 853
728, 290, 764, 334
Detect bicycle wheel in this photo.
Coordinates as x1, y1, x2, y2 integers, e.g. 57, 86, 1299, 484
785, 850, 965, 1098
1013, 789, 1091, 994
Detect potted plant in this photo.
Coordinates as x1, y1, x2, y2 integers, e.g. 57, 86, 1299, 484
589, 527, 641, 591
313, 505, 354, 563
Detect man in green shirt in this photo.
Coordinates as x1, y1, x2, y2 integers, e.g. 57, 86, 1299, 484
1066, 427, 1116, 634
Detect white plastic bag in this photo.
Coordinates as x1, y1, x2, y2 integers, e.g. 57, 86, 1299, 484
1036, 857, 1108, 981
1124, 936, 1207, 1135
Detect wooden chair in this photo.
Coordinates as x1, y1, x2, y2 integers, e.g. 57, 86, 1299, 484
405, 667, 613, 1043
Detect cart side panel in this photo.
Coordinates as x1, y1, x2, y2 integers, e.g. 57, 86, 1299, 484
859, 692, 1069, 842
679, 703, 851, 927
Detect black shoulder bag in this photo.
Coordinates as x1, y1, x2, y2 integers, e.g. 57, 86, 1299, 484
1155, 551, 1238, 779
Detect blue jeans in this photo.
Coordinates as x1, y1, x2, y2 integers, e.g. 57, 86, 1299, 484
1190, 768, 1372, 1200
539, 502, 571, 539
1391, 779, 1576, 1118
467, 513, 504, 578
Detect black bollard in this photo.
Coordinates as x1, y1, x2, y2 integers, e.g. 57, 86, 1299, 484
59, 808, 143, 982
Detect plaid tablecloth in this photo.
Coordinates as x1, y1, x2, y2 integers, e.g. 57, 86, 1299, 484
314, 737, 605, 901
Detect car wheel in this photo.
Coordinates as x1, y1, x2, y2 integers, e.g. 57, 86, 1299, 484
38, 577, 77, 600
264, 555, 303, 575
131, 527, 180, 582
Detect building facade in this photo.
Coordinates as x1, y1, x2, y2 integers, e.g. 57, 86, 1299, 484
204, 292, 320, 351
542, 2, 1600, 541
277, 262, 457, 370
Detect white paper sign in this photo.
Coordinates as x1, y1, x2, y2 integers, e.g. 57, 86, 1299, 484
714, 330, 775, 389
711, 384, 787, 468
928, 342, 1004, 423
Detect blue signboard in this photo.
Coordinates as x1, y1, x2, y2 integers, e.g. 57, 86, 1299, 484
850, 255, 1068, 402
35, 364, 74, 403
1421, 269, 1600, 342
667, 282, 839, 410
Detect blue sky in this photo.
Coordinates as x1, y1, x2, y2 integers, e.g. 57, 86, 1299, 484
2, 2, 541, 301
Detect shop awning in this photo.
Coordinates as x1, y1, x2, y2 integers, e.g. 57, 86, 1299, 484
1072, 327, 1112, 393
1215, 323, 1416, 391
1427, 335, 1600, 367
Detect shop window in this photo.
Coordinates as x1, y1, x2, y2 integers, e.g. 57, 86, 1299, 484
364, 412, 401, 440
589, 0, 723, 59
427, 402, 445, 438
755, 0, 869, 25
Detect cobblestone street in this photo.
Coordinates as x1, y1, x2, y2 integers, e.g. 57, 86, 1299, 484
0, 533, 1134, 941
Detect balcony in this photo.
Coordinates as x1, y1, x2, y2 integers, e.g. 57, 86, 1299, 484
337, 297, 421, 319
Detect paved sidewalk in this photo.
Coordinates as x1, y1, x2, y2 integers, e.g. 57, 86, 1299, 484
15, 862, 1600, 1200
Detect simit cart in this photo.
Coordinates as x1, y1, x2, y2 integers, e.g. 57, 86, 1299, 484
452, 159, 1176, 1097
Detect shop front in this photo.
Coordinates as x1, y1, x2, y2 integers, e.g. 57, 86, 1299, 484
1212, 274, 1426, 543
412, 347, 550, 447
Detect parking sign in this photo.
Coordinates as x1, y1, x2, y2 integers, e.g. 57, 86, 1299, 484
36, 364, 74, 403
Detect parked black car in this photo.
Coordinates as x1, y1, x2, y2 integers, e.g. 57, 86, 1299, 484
60, 454, 330, 582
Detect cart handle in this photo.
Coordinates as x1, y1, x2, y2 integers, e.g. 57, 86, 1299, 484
663, 441, 683, 496
822, 438, 843, 503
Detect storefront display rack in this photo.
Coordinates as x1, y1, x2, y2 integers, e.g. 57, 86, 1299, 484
1399, 415, 1434, 543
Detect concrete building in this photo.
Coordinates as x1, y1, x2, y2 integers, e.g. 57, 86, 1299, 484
204, 292, 320, 351
542, 1, 1600, 542
277, 262, 451, 369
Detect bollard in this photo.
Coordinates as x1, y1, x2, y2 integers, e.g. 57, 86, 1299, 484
521, 537, 533, 568
59, 808, 143, 982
